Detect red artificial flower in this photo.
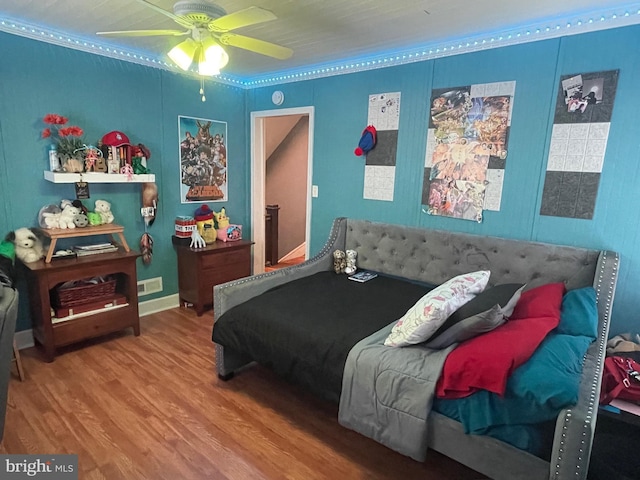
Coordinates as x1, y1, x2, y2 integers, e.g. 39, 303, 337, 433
42, 128, 51, 138
58, 127, 84, 137
43, 113, 68, 125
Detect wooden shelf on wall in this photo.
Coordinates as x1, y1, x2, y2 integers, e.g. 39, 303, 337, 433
44, 171, 155, 183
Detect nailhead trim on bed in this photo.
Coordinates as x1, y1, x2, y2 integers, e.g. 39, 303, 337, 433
552, 250, 619, 479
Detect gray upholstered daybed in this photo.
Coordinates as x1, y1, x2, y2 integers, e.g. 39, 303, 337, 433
212, 217, 619, 480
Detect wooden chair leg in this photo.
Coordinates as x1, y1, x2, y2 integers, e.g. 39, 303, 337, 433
12, 340, 25, 382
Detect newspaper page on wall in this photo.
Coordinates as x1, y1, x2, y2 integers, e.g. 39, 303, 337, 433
363, 92, 401, 201
422, 81, 516, 222
540, 70, 619, 219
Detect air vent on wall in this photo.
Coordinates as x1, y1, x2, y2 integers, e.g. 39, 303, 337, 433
137, 277, 163, 296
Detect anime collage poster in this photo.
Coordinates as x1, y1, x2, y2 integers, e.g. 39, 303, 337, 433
179, 115, 228, 204
422, 81, 516, 222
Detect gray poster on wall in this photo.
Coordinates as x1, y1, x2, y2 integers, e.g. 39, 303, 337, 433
540, 69, 619, 219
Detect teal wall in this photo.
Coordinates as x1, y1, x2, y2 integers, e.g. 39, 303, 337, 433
248, 25, 640, 337
0, 32, 249, 331
2, 24, 640, 336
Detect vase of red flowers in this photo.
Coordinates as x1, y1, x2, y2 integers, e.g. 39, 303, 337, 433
41, 113, 85, 172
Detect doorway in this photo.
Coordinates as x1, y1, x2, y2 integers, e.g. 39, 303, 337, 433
250, 106, 314, 274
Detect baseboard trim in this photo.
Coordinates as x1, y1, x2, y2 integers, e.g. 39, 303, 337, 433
139, 294, 180, 316
14, 294, 181, 350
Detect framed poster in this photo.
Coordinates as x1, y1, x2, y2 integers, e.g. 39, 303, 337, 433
179, 115, 228, 203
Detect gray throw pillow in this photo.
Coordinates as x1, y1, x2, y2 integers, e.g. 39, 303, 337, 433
425, 283, 525, 349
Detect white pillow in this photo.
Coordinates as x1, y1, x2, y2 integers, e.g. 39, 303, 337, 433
384, 270, 491, 347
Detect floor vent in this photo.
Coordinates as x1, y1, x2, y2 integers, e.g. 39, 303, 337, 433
137, 277, 163, 296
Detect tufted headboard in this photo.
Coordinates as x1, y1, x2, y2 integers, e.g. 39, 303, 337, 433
345, 218, 601, 291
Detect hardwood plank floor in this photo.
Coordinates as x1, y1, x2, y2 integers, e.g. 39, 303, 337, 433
2, 307, 486, 479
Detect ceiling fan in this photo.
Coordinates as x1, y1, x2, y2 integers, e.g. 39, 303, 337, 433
97, 0, 293, 76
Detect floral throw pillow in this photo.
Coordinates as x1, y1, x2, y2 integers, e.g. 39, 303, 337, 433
384, 270, 490, 347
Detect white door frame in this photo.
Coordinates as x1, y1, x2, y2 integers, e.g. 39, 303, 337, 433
250, 106, 315, 274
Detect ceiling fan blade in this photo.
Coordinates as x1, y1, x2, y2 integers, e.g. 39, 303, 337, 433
134, 0, 193, 28
209, 6, 277, 33
219, 33, 292, 60
97, 29, 190, 37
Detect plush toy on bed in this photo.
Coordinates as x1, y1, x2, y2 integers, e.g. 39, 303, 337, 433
5, 227, 45, 263
333, 249, 346, 274
344, 249, 358, 275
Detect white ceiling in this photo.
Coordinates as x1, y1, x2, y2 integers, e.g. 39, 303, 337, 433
1, 0, 640, 84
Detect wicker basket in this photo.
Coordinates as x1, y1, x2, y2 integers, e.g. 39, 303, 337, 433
53, 277, 117, 308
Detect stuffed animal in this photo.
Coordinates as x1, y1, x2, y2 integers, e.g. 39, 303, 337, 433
72, 199, 88, 215
6, 228, 45, 263
39, 204, 62, 229
214, 207, 230, 229
58, 204, 80, 229
73, 213, 89, 228
345, 249, 358, 275
87, 212, 103, 226
333, 249, 346, 274
95, 199, 114, 224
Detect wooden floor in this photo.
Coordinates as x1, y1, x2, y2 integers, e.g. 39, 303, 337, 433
2, 307, 486, 479
265, 255, 305, 272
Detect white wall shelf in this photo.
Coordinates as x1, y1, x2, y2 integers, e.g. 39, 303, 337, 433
44, 171, 155, 184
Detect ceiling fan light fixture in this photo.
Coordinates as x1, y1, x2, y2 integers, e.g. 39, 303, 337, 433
198, 37, 229, 75
168, 38, 198, 70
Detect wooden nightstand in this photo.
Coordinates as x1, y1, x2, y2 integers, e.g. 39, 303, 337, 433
173, 238, 253, 316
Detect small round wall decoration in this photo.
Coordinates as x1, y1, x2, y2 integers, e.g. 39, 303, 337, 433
271, 90, 285, 106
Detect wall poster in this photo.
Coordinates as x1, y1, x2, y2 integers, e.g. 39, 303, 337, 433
363, 92, 401, 201
540, 70, 619, 219
178, 115, 228, 204
422, 81, 516, 222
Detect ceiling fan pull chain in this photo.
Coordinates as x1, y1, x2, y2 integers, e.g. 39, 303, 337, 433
200, 77, 206, 102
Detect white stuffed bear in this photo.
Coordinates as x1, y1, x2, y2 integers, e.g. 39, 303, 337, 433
7, 227, 45, 263
58, 204, 80, 229
95, 199, 114, 224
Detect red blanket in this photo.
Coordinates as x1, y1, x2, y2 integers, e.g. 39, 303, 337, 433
436, 282, 566, 399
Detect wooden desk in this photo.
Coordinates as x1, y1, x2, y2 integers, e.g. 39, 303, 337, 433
173, 238, 253, 316
23, 250, 141, 362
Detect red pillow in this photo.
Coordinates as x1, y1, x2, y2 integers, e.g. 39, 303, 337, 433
510, 282, 566, 320
436, 283, 565, 399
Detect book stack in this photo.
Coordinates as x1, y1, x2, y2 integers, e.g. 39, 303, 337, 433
74, 243, 119, 256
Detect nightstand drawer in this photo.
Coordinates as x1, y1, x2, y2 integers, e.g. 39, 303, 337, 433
201, 248, 249, 269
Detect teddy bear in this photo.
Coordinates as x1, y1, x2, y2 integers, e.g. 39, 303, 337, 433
5, 228, 45, 263
344, 249, 358, 275
94, 199, 114, 224
333, 249, 346, 274
58, 204, 80, 229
